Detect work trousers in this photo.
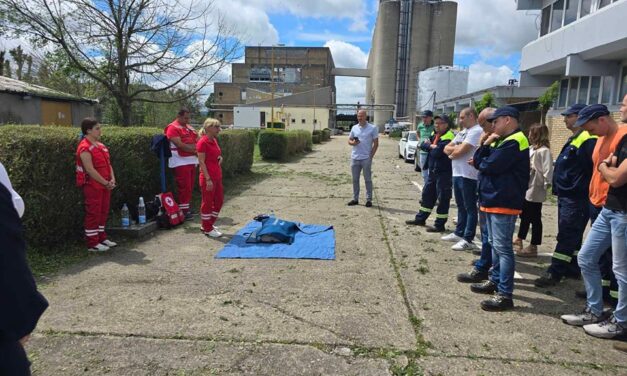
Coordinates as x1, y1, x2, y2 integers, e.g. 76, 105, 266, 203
200, 176, 224, 232
548, 196, 589, 277
173, 164, 196, 213
83, 185, 110, 248
415, 172, 452, 229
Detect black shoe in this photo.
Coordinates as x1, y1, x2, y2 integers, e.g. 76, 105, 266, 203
184, 211, 194, 220
470, 280, 497, 295
405, 219, 426, 226
365, 201, 372, 207
534, 272, 562, 288
481, 294, 514, 312
457, 269, 489, 283
471, 248, 482, 256
347, 200, 358, 206
426, 226, 445, 233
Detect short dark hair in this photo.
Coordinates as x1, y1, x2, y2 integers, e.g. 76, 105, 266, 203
81, 117, 99, 135
178, 108, 190, 116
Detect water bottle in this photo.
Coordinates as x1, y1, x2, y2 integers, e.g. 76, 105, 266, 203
138, 197, 146, 225
121, 203, 130, 227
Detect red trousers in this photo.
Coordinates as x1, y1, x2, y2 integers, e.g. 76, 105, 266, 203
200, 176, 224, 232
83, 185, 111, 247
173, 164, 196, 213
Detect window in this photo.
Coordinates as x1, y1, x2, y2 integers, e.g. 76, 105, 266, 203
313, 119, 317, 124
218, 92, 223, 97
578, 77, 590, 103
580, 0, 592, 17
291, 118, 296, 123
551, 0, 565, 32
241, 91, 246, 101
301, 119, 306, 124
558, 79, 569, 108
620, 67, 627, 103
601, 76, 614, 104
563, 0, 578, 26
540, 5, 551, 36
598, 0, 612, 9
568, 77, 579, 106
589, 77, 601, 104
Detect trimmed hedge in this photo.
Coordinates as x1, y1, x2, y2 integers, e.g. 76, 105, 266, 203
259, 130, 312, 160
0, 125, 254, 249
312, 130, 322, 144
321, 128, 331, 141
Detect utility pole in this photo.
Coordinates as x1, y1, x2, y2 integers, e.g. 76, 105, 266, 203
271, 46, 274, 128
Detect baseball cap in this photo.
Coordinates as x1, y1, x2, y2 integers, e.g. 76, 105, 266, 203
561, 103, 586, 116
574, 104, 610, 128
434, 114, 450, 124
486, 106, 520, 122
421, 110, 433, 117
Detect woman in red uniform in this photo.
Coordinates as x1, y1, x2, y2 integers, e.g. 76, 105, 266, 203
75, 118, 118, 252
197, 118, 224, 238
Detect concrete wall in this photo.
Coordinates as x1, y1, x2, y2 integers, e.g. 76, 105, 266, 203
252, 106, 331, 132
0, 93, 41, 124
372, 0, 400, 127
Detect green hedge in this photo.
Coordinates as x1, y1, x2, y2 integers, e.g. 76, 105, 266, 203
312, 134, 322, 144
321, 128, 331, 141
0, 125, 254, 249
259, 130, 312, 160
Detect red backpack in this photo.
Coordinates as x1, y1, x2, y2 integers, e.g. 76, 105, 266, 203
156, 192, 184, 228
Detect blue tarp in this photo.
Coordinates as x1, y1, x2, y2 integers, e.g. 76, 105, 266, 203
215, 220, 335, 260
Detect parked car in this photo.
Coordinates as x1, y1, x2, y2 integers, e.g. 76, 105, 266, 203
398, 131, 419, 162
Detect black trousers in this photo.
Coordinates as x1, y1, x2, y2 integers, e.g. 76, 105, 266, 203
517, 200, 543, 245
0, 341, 31, 376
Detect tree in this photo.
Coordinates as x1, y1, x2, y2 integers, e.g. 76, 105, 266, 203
0, 50, 5, 76
9, 45, 28, 80
1, 0, 240, 126
537, 81, 559, 125
205, 92, 216, 117
475, 92, 496, 114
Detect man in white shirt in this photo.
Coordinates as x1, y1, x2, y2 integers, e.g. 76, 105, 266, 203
348, 109, 379, 207
443, 107, 483, 251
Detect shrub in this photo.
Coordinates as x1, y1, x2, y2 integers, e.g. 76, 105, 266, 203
390, 129, 404, 139
312, 134, 322, 144
0, 125, 254, 248
258, 130, 312, 160
247, 128, 261, 143
321, 128, 331, 141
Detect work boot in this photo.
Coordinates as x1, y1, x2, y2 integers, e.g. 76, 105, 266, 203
513, 238, 523, 253
534, 272, 562, 288
457, 268, 488, 283
470, 280, 497, 295
405, 218, 426, 226
481, 293, 514, 312
516, 244, 537, 258
426, 226, 445, 233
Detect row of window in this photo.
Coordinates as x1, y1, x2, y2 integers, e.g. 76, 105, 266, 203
557, 68, 627, 108
540, 0, 621, 37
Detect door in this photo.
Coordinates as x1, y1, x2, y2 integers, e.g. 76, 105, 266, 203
41, 100, 72, 126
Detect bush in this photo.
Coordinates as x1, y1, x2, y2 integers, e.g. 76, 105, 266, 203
0, 125, 254, 248
258, 130, 312, 160
321, 128, 331, 141
247, 128, 261, 143
390, 129, 403, 139
312, 134, 322, 144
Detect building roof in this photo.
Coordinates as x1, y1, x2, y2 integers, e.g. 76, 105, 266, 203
0, 75, 98, 103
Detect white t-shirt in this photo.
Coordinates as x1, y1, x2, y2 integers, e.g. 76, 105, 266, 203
451, 124, 482, 180
349, 123, 379, 160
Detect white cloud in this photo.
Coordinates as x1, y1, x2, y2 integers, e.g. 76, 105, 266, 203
211, 1, 279, 45
468, 62, 514, 92
324, 40, 368, 68
336, 76, 366, 104
297, 32, 371, 43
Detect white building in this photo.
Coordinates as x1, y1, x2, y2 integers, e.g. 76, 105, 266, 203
416, 65, 469, 113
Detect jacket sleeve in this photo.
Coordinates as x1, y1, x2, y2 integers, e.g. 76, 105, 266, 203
578, 138, 597, 177
477, 140, 524, 175
538, 148, 554, 189
0, 185, 48, 342
473, 144, 491, 170
430, 138, 452, 160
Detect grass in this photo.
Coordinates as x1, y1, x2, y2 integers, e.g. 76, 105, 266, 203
27, 242, 90, 281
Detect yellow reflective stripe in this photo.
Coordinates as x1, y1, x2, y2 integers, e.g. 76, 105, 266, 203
498, 131, 529, 151
552, 252, 572, 263
610, 290, 619, 299
602, 280, 611, 287
570, 130, 597, 148
435, 213, 449, 219
419, 207, 432, 213
573, 250, 579, 256
440, 130, 455, 141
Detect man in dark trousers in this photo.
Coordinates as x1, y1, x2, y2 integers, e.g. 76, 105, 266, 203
0, 183, 48, 375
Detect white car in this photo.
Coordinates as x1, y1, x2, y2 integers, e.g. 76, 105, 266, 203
398, 131, 419, 162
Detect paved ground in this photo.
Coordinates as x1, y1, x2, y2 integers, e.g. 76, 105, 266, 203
28, 135, 627, 375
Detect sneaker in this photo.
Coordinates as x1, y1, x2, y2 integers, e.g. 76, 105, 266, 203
614, 341, 627, 353
88, 243, 109, 252
516, 244, 537, 258
441, 232, 462, 242
452, 239, 477, 251
204, 228, 223, 238
583, 315, 626, 339
100, 239, 117, 247
426, 226, 445, 233
470, 280, 497, 295
534, 272, 562, 288
457, 268, 488, 283
405, 219, 426, 226
561, 306, 611, 327
365, 201, 373, 208
481, 293, 514, 312
347, 200, 358, 206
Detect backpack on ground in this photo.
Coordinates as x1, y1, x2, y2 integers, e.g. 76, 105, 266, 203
155, 192, 184, 229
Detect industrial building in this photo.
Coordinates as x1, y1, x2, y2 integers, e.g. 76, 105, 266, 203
366, 0, 458, 127
0, 76, 96, 126
517, 0, 627, 156
213, 46, 336, 126
416, 65, 468, 115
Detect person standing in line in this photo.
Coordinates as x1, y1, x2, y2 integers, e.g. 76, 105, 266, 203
405, 114, 455, 232
75, 118, 118, 252
469, 106, 529, 311
513, 124, 553, 257
534, 104, 597, 287
165, 108, 198, 219
457, 107, 497, 283
442, 107, 483, 251
197, 118, 224, 238
347, 109, 379, 208
562, 102, 627, 327
416, 110, 435, 180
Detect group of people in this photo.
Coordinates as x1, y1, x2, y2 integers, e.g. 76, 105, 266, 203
75, 109, 227, 253
389, 98, 627, 346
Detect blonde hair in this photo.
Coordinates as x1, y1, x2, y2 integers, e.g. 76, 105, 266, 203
199, 118, 221, 136
528, 123, 550, 149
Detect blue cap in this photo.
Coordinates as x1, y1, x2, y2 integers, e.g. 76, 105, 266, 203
561, 103, 586, 116
574, 104, 610, 127
486, 106, 520, 122
421, 110, 433, 117
434, 114, 450, 124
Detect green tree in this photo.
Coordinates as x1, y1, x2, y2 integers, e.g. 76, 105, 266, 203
205, 92, 216, 117
9, 45, 28, 80
537, 81, 559, 125
475, 92, 496, 113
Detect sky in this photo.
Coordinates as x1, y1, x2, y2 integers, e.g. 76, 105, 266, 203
0, 0, 541, 105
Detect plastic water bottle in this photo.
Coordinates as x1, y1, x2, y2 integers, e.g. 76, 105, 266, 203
138, 197, 146, 225
121, 204, 130, 227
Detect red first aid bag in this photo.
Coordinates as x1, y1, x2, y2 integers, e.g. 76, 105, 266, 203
157, 192, 184, 228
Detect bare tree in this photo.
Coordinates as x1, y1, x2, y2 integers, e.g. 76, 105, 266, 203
0, 0, 240, 125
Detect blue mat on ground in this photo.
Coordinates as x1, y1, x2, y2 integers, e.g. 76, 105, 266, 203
215, 220, 335, 260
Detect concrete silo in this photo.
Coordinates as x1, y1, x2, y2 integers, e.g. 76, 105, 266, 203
372, 0, 400, 126
416, 65, 468, 113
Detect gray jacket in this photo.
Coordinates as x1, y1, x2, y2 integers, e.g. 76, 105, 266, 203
525, 146, 553, 203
